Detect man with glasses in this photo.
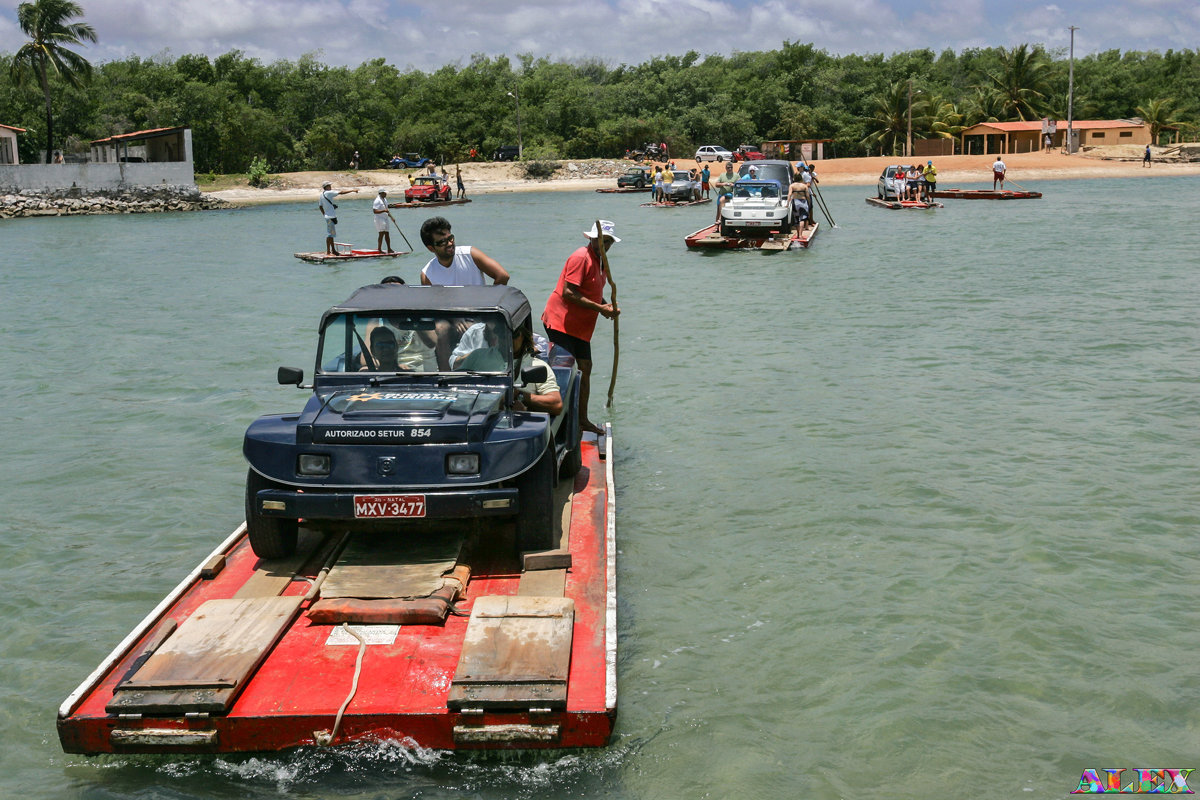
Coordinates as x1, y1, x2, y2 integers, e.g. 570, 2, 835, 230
418, 216, 510, 369
418, 216, 509, 286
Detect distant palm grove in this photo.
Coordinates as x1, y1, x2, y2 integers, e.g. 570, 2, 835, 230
2, 38, 1197, 173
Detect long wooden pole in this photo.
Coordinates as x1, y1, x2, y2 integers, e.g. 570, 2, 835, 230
387, 212, 413, 251
595, 220, 619, 408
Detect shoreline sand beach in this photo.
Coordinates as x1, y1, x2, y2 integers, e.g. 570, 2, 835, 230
208, 146, 1200, 206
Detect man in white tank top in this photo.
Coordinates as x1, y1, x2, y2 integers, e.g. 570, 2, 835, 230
418, 216, 510, 286
418, 216, 511, 368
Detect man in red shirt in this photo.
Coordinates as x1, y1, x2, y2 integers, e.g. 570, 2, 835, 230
542, 220, 621, 436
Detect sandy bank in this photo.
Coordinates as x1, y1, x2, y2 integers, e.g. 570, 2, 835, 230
207, 146, 1200, 205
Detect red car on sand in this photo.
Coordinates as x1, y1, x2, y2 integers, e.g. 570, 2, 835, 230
405, 175, 451, 202
733, 145, 766, 162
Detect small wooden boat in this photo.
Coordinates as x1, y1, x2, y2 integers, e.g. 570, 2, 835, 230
932, 188, 1042, 199
865, 197, 942, 209
58, 427, 617, 754
640, 198, 712, 208
294, 246, 411, 264
684, 222, 818, 250
387, 198, 472, 209
595, 187, 651, 193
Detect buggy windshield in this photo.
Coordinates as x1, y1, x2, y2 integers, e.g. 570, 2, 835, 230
318, 311, 513, 374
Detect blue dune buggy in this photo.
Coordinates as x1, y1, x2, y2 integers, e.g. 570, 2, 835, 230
243, 284, 582, 559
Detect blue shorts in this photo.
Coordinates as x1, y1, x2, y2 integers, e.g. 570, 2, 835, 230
326, 217, 336, 237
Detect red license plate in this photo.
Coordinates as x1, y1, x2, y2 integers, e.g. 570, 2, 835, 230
353, 494, 426, 518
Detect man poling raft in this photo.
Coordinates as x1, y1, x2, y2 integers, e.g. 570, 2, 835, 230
541, 219, 621, 435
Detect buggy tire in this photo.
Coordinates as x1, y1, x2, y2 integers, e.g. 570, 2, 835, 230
515, 448, 556, 552
245, 469, 298, 559
559, 434, 582, 480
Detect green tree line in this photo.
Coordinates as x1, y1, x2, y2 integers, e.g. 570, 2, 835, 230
2, 40, 1197, 172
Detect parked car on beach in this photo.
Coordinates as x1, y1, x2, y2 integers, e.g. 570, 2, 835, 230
492, 145, 520, 161
734, 145, 765, 161
694, 145, 733, 162
389, 153, 431, 168
404, 175, 451, 202
243, 284, 583, 560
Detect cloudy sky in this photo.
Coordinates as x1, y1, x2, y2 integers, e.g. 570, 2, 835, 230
1, 0, 1197, 71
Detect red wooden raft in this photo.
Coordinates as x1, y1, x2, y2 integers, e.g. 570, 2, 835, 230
58, 428, 617, 754
933, 188, 1042, 199
684, 222, 819, 250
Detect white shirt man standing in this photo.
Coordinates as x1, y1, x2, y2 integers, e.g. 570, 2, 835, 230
319, 181, 359, 255
372, 190, 393, 253
992, 157, 1007, 190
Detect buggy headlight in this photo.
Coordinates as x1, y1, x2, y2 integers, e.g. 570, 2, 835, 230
447, 454, 479, 475
297, 454, 330, 476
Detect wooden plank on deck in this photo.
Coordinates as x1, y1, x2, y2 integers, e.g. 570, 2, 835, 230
447, 595, 574, 710
106, 595, 303, 714
233, 527, 325, 599
321, 532, 464, 599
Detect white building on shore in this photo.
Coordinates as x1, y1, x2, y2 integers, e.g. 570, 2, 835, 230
1, 123, 25, 165
0, 125, 195, 193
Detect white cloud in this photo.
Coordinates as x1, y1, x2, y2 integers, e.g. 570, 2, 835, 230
0, 0, 1196, 70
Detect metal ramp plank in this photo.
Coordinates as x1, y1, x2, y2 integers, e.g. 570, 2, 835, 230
447, 595, 574, 710
106, 595, 303, 715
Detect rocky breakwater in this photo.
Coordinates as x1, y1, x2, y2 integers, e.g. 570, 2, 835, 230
0, 185, 231, 219
556, 159, 630, 180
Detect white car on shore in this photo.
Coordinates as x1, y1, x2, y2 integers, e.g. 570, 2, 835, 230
695, 145, 734, 162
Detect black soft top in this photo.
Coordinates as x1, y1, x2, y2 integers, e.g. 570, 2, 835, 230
320, 284, 532, 330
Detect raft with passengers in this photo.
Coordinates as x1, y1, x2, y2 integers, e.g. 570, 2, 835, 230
58, 285, 617, 754
685, 160, 827, 250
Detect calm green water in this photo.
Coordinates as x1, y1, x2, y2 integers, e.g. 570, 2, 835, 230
3, 177, 1199, 799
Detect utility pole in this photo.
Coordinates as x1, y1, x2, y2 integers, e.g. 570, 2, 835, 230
906, 79, 913, 158
507, 90, 523, 159
1066, 26, 1077, 154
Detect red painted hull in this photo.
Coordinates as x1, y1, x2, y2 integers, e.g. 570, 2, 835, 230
933, 189, 1041, 199
388, 198, 472, 209
293, 249, 410, 264
58, 430, 616, 754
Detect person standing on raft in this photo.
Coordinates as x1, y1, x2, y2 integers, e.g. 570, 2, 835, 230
542, 220, 621, 436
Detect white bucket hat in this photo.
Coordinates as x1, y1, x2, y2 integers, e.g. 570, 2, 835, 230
583, 220, 621, 243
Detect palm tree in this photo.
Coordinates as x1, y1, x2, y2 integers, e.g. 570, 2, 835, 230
1135, 98, 1184, 145
926, 93, 964, 140
962, 87, 1005, 127
988, 44, 1053, 121
860, 80, 929, 157
10, 0, 97, 163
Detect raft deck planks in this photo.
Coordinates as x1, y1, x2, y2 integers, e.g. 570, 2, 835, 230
57, 429, 615, 754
